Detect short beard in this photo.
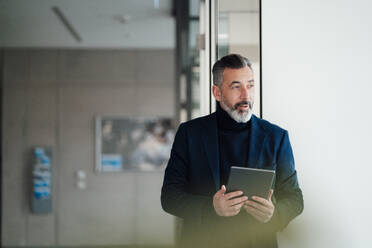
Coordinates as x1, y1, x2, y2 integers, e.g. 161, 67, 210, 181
220, 95, 253, 123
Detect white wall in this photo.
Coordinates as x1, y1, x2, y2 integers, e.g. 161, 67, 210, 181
262, 0, 372, 247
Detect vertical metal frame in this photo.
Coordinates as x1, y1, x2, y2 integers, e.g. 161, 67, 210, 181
259, 0, 263, 118
209, 0, 218, 113
198, 0, 210, 116
199, 0, 218, 115
198, 1, 208, 116
0, 50, 3, 246
95, 116, 102, 173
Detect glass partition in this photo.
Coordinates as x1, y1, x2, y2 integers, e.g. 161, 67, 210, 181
215, 0, 261, 116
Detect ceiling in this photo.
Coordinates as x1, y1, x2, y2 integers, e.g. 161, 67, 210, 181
0, 0, 175, 48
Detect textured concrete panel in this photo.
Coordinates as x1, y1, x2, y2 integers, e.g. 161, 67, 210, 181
26, 126, 56, 147
29, 50, 57, 84
137, 50, 175, 87
26, 87, 56, 129
2, 49, 178, 247
136, 172, 175, 245
57, 79, 137, 87
2, 197, 27, 246
136, 87, 175, 117
2, 124, 27, 246
3, 50, 29, 86
112, 50, 138, 82
27, 214, 56, 246
2, 167, 28, 246
58, 169, 137, 245
2, 125, 26, 181
59, 86, 137, 127
3, 86, 26, 129
57, 50, 115, 82
58, 126, 92, 175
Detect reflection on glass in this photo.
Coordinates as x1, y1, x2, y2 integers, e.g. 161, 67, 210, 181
217, 0, 261, 116
190, 18, 202, 119
177, 0, 202, 121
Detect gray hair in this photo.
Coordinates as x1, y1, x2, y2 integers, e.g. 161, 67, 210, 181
212, 54, 252, 87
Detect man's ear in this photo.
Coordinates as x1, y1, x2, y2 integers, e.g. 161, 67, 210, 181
212, 84, 222, 102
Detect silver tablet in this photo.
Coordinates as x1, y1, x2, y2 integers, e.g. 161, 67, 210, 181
227, 166, 275, 200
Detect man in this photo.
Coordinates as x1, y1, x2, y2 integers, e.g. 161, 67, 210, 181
161, 54, 303, 248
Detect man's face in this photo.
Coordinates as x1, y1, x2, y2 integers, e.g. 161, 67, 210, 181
212, 66, 255, 123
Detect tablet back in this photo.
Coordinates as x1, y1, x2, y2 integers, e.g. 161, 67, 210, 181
227, 166, 275, 199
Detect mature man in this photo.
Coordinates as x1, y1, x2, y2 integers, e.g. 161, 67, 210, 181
161, 54, 303, 248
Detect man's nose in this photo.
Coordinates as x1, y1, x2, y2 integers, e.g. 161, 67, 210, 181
240, 86, 249, 99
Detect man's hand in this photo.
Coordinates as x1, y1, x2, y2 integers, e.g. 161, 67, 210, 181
213, 185, 248, 217
243, 189, 275, 223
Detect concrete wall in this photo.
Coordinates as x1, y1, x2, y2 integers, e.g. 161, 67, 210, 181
262, 0, 372, 247
2, 49, 175, 246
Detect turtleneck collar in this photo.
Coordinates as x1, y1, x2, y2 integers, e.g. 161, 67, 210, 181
216, 102, 251, 131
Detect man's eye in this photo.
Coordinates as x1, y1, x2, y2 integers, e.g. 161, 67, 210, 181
232, 85, 240, 89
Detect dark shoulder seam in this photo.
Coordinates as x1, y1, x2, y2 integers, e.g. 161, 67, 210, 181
180, 112, 216, 128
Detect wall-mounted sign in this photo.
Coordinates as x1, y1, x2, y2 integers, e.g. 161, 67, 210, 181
32, 147, 52, 213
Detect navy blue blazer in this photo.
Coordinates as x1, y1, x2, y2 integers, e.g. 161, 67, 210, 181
161, 113, 303, 247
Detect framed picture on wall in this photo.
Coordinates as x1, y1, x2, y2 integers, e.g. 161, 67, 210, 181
95, 116, 175, 172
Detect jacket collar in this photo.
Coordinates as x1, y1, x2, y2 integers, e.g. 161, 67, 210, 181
201, 113, 267, 190
247, 115, 268, 169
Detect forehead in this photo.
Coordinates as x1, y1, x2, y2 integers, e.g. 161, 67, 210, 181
222, 66, 254, 84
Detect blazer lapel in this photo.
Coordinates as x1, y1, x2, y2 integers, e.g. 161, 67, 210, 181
199, 114, 267, 189
247, 115, 268, 168
201, 113, 220, 190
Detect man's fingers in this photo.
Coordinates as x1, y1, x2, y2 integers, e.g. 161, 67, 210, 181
233, 202, 245, 211
221, 185, 227, 193
244, 205, 266, 220
224, 190, 244, 200
215, 185, 227, 197
245, 200, 271, 214
228, 196, 248, 206
226, 202, 245, 216
244, 204, 265, 217
251, 196, 271, 207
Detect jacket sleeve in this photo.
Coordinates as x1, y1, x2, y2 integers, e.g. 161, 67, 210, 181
269, 130, 304, 231
161, 123, 212, 223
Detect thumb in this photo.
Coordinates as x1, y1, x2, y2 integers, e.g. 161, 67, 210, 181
217, 185, 226, 195
267, 189, 274, 201
221, 185, 226, 193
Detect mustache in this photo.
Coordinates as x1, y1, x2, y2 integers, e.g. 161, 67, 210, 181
233, 101, 252, 110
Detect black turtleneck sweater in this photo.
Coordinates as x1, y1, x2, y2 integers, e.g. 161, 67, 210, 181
216, 104, 251, 186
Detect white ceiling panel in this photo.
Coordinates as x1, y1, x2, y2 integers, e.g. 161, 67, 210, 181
0, 0, 175, 48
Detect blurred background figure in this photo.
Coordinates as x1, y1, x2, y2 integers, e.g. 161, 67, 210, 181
131, 119, 175, 171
